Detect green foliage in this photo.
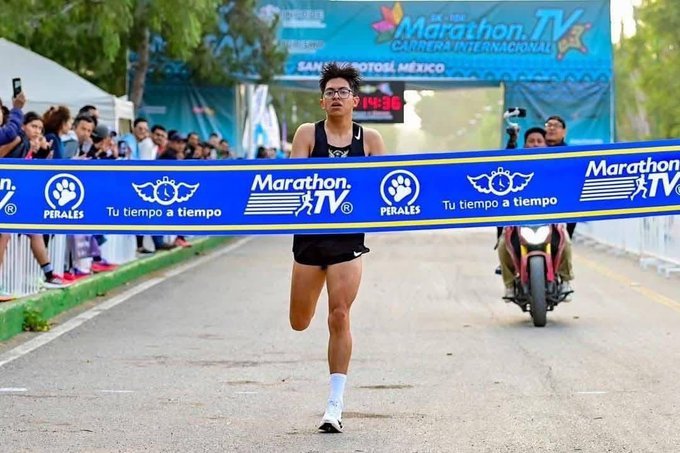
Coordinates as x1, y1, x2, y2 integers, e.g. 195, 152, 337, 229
269, 87, 322, 141
0, 1, 286, 100
0, 0, 133, 94
23, 307, 50, 332
189, 0, 287, 86
616, 0, 680, 139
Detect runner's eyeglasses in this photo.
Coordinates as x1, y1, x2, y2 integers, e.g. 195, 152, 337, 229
323, 88, 353, 99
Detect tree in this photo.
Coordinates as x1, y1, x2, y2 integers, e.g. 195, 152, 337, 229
0, 0, 133, 95
0, 0, 286, 109
188, 0, 287, 87
617, 0, 680, 139
269, 87, 322, 142
128, 0, 220, 107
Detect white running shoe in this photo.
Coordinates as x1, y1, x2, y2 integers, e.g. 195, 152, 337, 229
319, 400, 343, 433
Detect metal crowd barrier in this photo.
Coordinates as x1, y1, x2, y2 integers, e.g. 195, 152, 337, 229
0, 234, 179, 299
577, 216, 680, 277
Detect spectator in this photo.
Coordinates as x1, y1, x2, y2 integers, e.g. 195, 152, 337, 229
63, 114, 95, 159
157, 131, 191, 248
0, 112, 68, 289
187, 141, 206, 160
208, 132, 220, 148
4, 111, 49, 159
42, 105, 72, 159
0, 92, 26, 157
78, 105, 99, 126
218, 139, 232, 159
186, 132, 200, 157
122, 118, 156, 251
85, 124, 117, 159
160, 131, 187, 160
151, 125, 168, 157
63, 123, 118, 276
545, 115, 567, 147
135, 129, 182, 253
120, 117, 153, 160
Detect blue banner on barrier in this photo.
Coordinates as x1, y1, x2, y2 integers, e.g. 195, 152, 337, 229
1, 140, 680, 235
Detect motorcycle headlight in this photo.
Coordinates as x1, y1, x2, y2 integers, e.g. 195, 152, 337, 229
520, 226, 550, 245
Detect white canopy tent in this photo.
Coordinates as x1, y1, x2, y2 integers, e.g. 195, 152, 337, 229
0, 38, 134, 131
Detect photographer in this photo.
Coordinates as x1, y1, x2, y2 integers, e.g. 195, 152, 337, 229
495, 109, 525, 250
504, 122, 520, 149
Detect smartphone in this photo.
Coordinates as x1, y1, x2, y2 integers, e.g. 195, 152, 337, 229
12, 78, 21, 97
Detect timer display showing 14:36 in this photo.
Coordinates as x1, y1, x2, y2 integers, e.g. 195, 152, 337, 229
353, 81, 405, 124
359, 95, 402, 111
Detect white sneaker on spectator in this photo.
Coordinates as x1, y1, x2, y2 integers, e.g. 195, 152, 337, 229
43, 275, 71, 289
319, 400, 343, 433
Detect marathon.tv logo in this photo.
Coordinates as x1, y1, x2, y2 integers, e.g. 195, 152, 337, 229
244, 174, 353, 216
379, 169, 421, 216
44, 173, 85, 219
580, 157, 680, 202
0, 178, 17, 216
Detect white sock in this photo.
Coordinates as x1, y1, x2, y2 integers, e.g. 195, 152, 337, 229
328, 373, 346, 405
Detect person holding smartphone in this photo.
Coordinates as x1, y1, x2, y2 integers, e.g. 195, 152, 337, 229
0, 90, 26, 155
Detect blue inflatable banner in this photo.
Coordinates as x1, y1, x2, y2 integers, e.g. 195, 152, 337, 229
1, 140, 680, 236
256, 0, 612, 82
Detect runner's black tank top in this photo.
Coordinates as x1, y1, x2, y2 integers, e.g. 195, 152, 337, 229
292, 120, 366, 248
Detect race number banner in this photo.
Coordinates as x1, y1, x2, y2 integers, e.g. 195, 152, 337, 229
1, 140, 680, 235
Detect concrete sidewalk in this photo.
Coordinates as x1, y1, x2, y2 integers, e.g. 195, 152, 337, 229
0, 237, 233, 342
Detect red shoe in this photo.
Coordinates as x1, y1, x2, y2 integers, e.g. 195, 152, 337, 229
63, 269, 90, 281
174, 237, 192, 248
91, 261, 118, 273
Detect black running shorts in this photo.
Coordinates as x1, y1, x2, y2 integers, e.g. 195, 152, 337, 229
292, 233, 369, 269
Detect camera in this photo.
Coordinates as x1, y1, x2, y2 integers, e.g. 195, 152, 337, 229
503, 107, 526, 136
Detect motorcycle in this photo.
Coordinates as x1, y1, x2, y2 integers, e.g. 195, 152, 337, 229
501, 223, 573, 327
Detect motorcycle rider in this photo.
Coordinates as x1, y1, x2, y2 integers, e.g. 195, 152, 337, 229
544, 115, 576, 239
496, 127, 575, 299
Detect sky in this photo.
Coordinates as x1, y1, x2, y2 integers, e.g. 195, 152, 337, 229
611, 0, 642, 42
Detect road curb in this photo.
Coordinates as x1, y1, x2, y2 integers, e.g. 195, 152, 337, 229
0, 236, 233, 342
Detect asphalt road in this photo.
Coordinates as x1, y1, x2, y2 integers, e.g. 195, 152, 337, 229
1, 229, 680, 452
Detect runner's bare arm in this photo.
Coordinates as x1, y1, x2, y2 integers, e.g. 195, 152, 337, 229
364, 127, 387, 156
290, 123, 316, 158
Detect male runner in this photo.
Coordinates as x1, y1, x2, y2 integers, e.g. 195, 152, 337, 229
288, 62, 386, 433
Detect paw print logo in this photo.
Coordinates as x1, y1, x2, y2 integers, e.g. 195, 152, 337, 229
388, 174, 413, 202
53, 179, 78, 206
44, 173, 85, 210
380, 169, 420, 206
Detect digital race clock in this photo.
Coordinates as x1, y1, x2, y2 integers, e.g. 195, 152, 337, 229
353, 81, 405, 124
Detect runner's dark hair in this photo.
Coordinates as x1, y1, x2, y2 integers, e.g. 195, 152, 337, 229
319, 62, 361, 95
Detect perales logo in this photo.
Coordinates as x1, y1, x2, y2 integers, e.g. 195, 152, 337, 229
44, 173, 85, 219
379, 169, 421, 216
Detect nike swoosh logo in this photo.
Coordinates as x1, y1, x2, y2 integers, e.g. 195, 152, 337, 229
354, 128, 361, 141
353, 251, 362, 257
